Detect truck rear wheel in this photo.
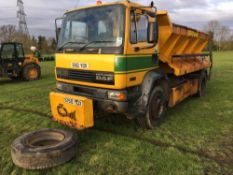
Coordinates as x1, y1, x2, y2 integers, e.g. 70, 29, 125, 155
11, 128, 77, 170
22, 64, 41, 81
137, 86, 166, 129
196, 71, 207, 97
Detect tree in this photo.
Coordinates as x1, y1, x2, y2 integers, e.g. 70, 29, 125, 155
0, 25, 17, 42
219, 26, 231, 50
37, 36, 50, 54
48, 37, 57, 53
204, 20, 233, 51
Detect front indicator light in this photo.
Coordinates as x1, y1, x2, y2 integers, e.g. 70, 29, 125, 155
108, 91, 127, 101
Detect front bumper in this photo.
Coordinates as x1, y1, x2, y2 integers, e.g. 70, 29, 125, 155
55, 81, 140, 114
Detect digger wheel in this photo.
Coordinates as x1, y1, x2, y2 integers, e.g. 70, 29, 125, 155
22, 64, 41, 81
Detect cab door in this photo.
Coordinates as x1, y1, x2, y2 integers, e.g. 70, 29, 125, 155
124, 8, 159, 87
0, 43, 16, 76
0, 43, 25, 76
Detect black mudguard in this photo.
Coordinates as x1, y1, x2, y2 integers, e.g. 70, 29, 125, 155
129, 71, 164, 117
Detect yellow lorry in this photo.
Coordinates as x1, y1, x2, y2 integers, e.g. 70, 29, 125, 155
50, 1, 212, 129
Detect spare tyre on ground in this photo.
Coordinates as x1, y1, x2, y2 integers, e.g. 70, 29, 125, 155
11, 128, 77, 170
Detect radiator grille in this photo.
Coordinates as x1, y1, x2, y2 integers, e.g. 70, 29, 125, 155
56, 68, 115, 85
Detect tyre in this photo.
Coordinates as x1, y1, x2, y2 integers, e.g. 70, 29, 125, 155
137, 86, 166, 129
196, 71, 207, 97
11, 128, 77, 170
22, 64, 41, 81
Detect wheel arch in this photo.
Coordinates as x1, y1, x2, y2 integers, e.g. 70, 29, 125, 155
135, 70, 169, 115
21, 62, 41, 73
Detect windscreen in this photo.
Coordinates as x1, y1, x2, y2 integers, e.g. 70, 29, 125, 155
57, 5, 125, 53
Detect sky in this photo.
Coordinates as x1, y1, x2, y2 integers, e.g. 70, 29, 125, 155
0, 0, 233, 37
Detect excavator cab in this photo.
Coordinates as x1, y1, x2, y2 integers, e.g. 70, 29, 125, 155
0, 42, 41, 81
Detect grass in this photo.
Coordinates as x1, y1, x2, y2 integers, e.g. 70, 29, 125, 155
0, 52, 233, 175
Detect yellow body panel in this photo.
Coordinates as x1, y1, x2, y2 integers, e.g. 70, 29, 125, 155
126, 69, 152, 87
50, 92, 94, 129
55, 54, 158, 89
56, 53, 127, 89
171, 58, 211, 76
23, 55, 40, 66
56, 54, 114, 72
169, 79, 199, 107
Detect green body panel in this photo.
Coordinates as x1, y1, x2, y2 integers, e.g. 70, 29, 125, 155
114, 55, 159, 72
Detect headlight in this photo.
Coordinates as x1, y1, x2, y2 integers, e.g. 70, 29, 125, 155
96, 73, 114, 83
108, 91, 127, 101
56, 82, 64, 90
56, 82, 73, 92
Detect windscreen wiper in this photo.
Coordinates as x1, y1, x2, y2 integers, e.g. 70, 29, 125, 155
78, 40, 115, 52
58, 41, 85, 51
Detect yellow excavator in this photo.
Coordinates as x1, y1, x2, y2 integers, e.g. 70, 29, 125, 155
0, 42, 41, 81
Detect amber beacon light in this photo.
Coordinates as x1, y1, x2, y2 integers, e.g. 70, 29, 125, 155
96, 0, 102, 5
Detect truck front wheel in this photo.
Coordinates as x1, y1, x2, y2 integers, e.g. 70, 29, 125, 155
137, 86, 166, 129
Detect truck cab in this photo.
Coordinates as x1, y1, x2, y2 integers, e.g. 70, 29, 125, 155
50, 1, 212, 130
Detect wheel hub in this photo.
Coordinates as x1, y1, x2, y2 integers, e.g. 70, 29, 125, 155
28, 68, 38, 79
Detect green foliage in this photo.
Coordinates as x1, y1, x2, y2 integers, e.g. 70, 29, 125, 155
0, 52, 233, 175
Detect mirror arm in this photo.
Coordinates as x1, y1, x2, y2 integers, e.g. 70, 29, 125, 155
55, 17, 64, 42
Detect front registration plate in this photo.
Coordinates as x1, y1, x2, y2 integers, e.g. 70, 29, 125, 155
50, 92, 94, 129
64, 97, 83, 106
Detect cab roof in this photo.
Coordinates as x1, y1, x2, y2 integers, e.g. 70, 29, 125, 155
65, 1, 155, 14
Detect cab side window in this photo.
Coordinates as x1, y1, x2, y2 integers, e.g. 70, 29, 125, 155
1, 44, 15, 60
16, 44, 24, 58
130, 11, 149, 43
137, 15, 148, 42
